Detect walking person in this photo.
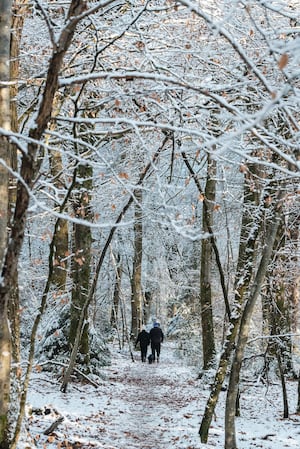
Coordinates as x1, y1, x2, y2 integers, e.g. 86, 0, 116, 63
135, 326, 150, 362
150, 322, 164, 362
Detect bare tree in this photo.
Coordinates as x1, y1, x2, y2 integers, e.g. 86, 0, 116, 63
1, 1, 299, 446
0, 1, 106, 445
0, 1, 13, 446
131, 188, 143, 338
48, 95, 69, 290
199, 162, 265, 442
110, 252, 122, 328
69, 158, 93, 365
60, 136, 169, 392
68, 114, 96, 365
200, 153, 217, 370
225, 189, 284, 449
264, 208, 299, 375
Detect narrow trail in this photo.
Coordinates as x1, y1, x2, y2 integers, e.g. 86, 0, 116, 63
97, 341, 204, 448
26, 342, 208, 449
26, 341, 300, 449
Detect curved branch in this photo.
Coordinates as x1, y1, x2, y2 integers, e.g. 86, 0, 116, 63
60, 135, 170, 393
181, 151, 231, 319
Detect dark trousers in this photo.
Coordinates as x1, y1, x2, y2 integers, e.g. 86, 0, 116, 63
151, 342, 161, 361
140, 345, 148, 362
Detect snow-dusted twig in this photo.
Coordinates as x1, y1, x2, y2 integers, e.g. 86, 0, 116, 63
37, 361, 101, 388
43, 416, 64, 435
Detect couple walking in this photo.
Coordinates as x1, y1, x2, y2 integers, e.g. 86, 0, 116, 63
135, 322, 164, 363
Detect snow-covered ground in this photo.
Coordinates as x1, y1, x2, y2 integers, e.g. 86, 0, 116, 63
21, 341, 300, 448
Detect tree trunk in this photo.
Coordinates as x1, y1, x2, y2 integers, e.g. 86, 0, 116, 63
0, 1, 13, 446
199, 163, 263, 443
0, 0, 11, 272
182, 151, 230, 319
131, 188, 143, 338
6, 6, 26, 445
276, 350, 289, 419
9, 177, 76, 449
224, 192, 283, 449
200, 154, 216, 370
0, 317, 10, 449
7, 0, 28, 372
69, 161, 93, 365
265, 208, 298, 374
48, 94, 69, 290
287, 214, 300, 332
52, 217, 69, 288
297, 370, 300, 414
111, 253, 122, 327
0, 3, 88, 444
144, 291, 153, 325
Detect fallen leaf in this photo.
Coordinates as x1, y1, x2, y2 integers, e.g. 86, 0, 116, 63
278, 53, 288, 69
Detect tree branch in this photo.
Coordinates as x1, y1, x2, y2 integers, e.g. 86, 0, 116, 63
181, 151, 231, 319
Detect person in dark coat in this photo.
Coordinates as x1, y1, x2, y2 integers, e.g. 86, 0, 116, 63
135, 327, 150, 362
149, 322, 164, 362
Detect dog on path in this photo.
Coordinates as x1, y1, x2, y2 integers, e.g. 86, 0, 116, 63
148, 354, 155, 364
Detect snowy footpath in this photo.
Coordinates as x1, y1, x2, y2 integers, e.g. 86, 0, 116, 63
22, 341, 300, 448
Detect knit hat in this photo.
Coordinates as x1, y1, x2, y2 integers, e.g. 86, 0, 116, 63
154, 322, 160, 327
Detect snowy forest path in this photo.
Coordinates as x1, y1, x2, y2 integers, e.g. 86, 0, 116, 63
26, 341, 207, 449
99, 340, 203, 449
26, 340, 300, 449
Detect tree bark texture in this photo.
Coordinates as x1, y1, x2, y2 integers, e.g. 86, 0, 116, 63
111, 253, 122, 327
143, 291, 153, 325
131, 189, 143, 338
199, 163, 264, 443
0, 317, 10, 449
265, 208, 299, 374
0, 1, 13, 446
69, 161, 93, 364
0, 0, 12, 272
200, 154, 216, 370
276, 351, 289, 419
224, 192, 284, 449
7, 0, 29, 373
48, 93, 69, 290
182, 151, 230, 318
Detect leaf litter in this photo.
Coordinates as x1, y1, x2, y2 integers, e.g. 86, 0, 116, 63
19, 341, 300, 448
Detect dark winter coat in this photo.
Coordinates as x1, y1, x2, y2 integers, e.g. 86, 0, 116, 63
135, 330, 150, 348
149, 327, 164, 344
